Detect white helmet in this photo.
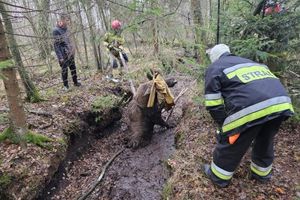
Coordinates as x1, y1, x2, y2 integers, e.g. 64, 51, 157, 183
207, 44, 231, 63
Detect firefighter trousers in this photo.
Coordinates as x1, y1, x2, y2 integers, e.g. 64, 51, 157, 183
212, 116, 285, 179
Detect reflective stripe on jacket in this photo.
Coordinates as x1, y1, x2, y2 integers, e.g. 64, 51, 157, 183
204, 53, 294, 135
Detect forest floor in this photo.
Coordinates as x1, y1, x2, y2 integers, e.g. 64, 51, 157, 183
0, 54, 300, 200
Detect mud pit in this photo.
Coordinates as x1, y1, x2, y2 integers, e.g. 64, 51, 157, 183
44, 76, 191, 200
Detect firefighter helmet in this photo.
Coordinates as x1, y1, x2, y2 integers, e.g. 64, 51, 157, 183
111, 20, 121, 30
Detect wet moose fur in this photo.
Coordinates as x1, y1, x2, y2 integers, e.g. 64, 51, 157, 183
127, 78, 177, 148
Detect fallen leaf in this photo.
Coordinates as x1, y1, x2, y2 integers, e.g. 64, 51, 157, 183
275, 187, 285, 194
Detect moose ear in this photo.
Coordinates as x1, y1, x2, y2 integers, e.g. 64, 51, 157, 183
146, 72, 153, 80
165, 78, 177, 88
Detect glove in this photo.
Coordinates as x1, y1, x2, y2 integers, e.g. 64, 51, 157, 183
107, 44, 113, 49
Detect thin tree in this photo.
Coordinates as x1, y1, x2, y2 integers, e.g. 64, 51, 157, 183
66, 2, 84, 68
34, 0, 51, 59
76, 0, 89, 67
95, 0, 109, 31
191, 0, 206, 64
0, 18, 27, 143
81, 0, 102, 71
0, 2, 42, 102
151, 1, 159, 55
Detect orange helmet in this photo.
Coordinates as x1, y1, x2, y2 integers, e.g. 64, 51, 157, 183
111, 20, 121, 30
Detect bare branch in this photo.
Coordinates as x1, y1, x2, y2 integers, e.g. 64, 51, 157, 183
106, 0, 143, 12
77, 149, 125, 200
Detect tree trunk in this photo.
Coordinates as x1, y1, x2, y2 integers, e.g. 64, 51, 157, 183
151, 1, 159, 55
0, 18, 27, 140
76, 0, 89, 67
95, 0, 109, 31
152, 18, 159, 55
34, 0, 51, 59
190, 0, 205, 64
0, 2, 42, 102
200, 0, 211, 42
66, 3, 84, 68
81, 0, 102, 70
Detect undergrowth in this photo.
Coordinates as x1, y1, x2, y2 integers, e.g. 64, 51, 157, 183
0, 172, 12, 198
92, 95, 121, 112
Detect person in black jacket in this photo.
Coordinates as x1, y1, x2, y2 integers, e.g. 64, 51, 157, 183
53, 14, 81, 90
203, 44, 294, 187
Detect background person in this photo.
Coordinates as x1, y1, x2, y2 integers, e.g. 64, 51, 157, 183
53, 14, 81, 90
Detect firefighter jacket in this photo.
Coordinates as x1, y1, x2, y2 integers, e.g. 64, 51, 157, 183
103, 31, 125, 49
204, 52, 294, 135
103, 31, 125, 57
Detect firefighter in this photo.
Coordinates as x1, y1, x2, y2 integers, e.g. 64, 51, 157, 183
103, 20, 128, 82
253, 0, 285, 16
203, 44, 294, 187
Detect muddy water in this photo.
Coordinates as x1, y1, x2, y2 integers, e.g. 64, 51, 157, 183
48, 76, 189, 200
49, 117, 177, 200
94, 127, 175, 200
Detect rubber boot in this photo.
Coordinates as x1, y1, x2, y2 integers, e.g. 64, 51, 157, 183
203, 164, 230, 188
249, 171, 272, 183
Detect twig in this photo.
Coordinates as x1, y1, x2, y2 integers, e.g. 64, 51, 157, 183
0, 108, 9, 113
124, 0, 183, 30
165, 87, 189, 122
1, 107, 53, 118
77, 148, 125, 200
288, 70, 300, 78
29, 118, 53, 130
26, 108, 53, 118
106, 0, 143, 12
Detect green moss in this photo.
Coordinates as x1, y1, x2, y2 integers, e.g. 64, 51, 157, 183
0, 173, 12, 189
0, 131, 7, 142
0, 128, 53, 148
25, 131, 53, 148
44, 87, 57, 99
0, 127, 23, 143
0, 113, 9, 124
55, 137, 66, 145
175, 131, 185, 146
0, 59, 14, 70
92, 95, 121, 112
162, 181, 174, 200
28, 89, 44, 103
0, 73, 5, 80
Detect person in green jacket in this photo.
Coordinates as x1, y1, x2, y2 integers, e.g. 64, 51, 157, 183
103, 20, 128, 82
